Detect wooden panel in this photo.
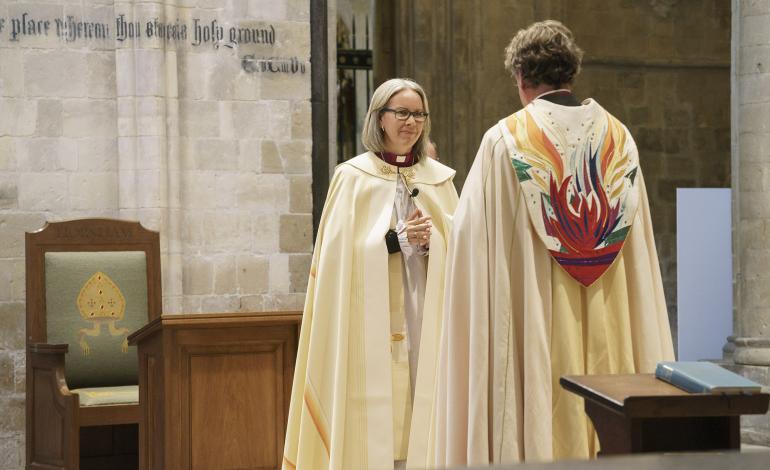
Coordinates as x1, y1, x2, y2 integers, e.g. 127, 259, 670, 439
584, 399, 632, 454
132, 312, 301, 470
32, 369, 65, 465
587, 401, 741, 455
136, 332, 164, 470
27, 345, 78, 470
637, 416, 737, 452
188, 346, 283, 469
80, 404, 140, 427
146, 354, 163, 470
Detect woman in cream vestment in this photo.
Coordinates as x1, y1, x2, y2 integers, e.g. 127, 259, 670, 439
283, 79, 458, 470
433, 21, 674, 466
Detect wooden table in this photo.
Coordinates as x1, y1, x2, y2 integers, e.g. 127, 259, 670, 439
128, 311, 301, 470
560, 374, 769, 455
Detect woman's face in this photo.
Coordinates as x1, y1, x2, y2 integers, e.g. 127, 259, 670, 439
379, 89, 425, 155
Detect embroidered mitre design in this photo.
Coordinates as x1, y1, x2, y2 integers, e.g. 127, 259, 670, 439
76, 271, 130, 355
77, 272, 126, 320
505, 103, 640, 286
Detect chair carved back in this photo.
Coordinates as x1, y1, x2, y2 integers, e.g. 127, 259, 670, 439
26, 219, 161, 387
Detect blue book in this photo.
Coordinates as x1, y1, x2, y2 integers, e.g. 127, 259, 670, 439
655, 361, 763, 394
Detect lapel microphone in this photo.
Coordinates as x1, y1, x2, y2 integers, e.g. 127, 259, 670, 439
398, 170, 419, 198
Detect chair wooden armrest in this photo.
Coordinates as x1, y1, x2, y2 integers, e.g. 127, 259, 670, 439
27, 342, 76, 401
29, 342, 69, 355
26, 343, 79, 469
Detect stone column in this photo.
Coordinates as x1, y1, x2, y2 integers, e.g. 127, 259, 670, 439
727, 0, 770, 446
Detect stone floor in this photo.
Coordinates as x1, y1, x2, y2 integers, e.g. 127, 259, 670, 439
741, 443, 770, 452
473, 450, 770, 470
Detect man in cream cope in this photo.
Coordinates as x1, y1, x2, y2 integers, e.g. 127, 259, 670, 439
434, 20, 675, 466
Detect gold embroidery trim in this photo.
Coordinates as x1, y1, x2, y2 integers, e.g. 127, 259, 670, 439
377, 164, 394, 176
391, 333, 405, 342
377, 164, 415, 181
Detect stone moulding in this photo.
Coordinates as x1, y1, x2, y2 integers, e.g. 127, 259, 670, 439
732, 337, 770, 366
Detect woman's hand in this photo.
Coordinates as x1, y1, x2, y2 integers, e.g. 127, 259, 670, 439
405, 209, 431, 248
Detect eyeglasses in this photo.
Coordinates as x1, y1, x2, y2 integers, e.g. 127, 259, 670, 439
381, 108, 429, 122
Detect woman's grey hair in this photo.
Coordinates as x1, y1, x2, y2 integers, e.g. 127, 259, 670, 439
361, 78, 431, 159
504, 20, 584, 87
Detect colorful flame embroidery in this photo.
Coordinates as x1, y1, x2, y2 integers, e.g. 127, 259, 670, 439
543, 149, 621, 255
507, 108, 639, 286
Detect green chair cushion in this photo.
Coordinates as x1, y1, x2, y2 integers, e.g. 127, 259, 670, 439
71, 385, 139, 407
45, 251, 148, 389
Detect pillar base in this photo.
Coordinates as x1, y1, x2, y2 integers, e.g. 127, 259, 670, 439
721, 338, 770, 447
731, 337, 770, 366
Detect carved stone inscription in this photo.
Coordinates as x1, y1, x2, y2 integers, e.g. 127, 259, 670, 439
0, 11, 306, 74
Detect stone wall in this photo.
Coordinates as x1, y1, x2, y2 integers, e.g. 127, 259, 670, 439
0, 0, 313, 467
377, 0, 731, 341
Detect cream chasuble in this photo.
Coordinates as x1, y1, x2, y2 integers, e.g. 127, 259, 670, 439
283, 152, 458, 470
434, 98, 675, 466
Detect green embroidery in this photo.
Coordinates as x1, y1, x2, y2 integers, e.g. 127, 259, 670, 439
511, 159, 532, 182
604, 225, 631, 246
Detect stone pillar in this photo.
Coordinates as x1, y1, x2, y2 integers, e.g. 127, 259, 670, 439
727, 0, 770, 446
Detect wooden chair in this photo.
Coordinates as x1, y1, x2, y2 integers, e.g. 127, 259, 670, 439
25, 219, 161, 470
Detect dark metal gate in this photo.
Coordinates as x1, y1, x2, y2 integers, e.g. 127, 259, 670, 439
336, 14, 373, 163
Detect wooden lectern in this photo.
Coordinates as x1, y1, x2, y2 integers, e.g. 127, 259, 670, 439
561, 373, 770, 455
128, 311, 302, 470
